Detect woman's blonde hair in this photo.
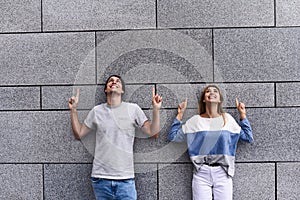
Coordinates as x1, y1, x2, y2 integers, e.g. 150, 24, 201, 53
198, 85, 226, 126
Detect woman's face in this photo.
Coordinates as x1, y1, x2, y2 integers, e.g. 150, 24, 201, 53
203, 86, 221, 104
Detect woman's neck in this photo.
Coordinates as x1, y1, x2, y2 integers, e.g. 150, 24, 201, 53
202, 103, 220, 118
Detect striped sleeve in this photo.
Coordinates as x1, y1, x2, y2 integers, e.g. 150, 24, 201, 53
168, 118, 186, 142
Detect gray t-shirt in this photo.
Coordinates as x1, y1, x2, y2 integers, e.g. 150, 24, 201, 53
84, 102, 148, 179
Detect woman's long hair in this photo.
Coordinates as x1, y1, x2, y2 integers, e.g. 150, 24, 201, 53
198, 85, 226, 126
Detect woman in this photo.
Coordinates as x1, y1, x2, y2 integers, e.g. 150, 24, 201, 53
168, 85, 253, 200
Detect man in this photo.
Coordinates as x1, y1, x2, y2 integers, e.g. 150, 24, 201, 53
68, 75, 162, 199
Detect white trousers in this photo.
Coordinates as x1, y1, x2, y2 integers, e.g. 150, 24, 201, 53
192, 165, 232, 200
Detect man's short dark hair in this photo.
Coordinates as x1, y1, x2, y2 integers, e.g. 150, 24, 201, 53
104, 75, 125, 95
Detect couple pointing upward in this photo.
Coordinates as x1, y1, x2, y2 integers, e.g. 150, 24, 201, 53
69, 75, 253, 200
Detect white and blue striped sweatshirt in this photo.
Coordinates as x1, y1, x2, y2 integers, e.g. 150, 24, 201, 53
168, 113, 253, 177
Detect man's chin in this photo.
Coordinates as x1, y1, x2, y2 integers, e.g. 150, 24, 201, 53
109, 90, 123, 95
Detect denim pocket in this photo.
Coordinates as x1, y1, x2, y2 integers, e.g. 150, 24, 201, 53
121, 178, 135, 184
90, 177, 101, 183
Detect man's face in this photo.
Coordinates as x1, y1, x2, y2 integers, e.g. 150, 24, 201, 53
105, 76, 124, 95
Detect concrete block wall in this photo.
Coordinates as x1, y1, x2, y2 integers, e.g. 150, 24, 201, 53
0, 1, 299, 199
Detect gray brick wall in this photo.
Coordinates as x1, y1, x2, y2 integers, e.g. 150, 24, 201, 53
0, 1, 299, 200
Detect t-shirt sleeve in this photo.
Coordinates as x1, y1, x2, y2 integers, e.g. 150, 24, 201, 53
133, 104, 148, 128
84, 108, 96, 130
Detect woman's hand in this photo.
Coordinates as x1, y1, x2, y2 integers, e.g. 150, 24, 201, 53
235, 98, 246, 120
177, 98, 188, 120
68, 88, 80, 111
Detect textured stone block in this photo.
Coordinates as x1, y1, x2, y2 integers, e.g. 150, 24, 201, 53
234, 108, 300, 162
44, 164, 95, 200
42, 84, 153, 109
219, 83, 275, 108
42, 85, 104, 110
44, 164, 158, 200
135, 164, 158, 200
158, 83, 274, 109
0, 164, 43, 200
158, 164, 193, 200
0, 0, 41, 32
0, 87, 40, 110
158, 163, 276, 200
233, 163, 275, 199
134, 109, 190, 163
137, 107, 300, 164
276, 82, 300, 107
147, 107, 300, 163
96, 29, 213, 84
157, 0, 274, 28
277, 0, 300, 26
157, 83, 204, 109
43, 0, 156, 31
123, 85, 154, 109
0, 33, 95, 85
277, 162, 300, 200
0, 111, 93, 162
214, 28, 300, 82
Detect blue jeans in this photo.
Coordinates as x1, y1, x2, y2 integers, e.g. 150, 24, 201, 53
91, 177, 137, 200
